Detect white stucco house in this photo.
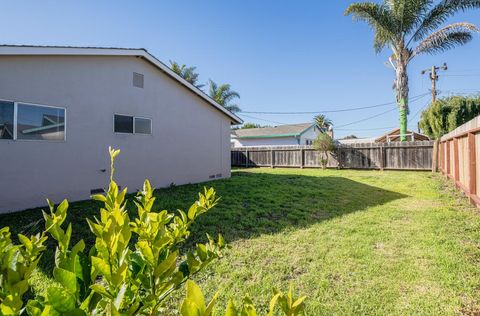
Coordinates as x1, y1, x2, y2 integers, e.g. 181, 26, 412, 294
231, 123, 322, 147
0, 45, 242, 213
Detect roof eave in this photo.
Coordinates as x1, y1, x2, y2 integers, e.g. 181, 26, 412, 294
0, 45, 243, 125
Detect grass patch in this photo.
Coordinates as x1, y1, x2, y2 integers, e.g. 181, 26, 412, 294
1, 168, 479, 314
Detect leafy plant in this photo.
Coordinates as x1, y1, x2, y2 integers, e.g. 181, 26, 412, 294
313, 133, 336, 169
0, 147, 307, 315
179, 280, 306, 316
419, 94, 480, 139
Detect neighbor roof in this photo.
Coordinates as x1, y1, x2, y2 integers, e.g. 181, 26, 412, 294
375, 128, 430, 142
0, 45, 242, 124
232, 123, 313, 139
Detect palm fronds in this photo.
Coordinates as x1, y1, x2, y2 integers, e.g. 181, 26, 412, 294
169, 60, 204, 89
208, 79, 241, 113
413, 22, 479, 56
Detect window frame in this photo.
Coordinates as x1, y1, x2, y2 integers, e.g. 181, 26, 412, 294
0, 99, 67, 142
113, 113, 152, 136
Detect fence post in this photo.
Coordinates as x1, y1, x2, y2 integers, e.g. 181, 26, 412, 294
379, 145, 385, 170
432, 139, 439, 173
468, 133, 476, 201
270, 149, 275, 168
453, 138, 459, 183
245, 150, 249, 168
446, 140, 451, 177
300, 148, 305, 169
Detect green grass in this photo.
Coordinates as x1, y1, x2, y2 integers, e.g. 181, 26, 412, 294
1, 168, 480, 315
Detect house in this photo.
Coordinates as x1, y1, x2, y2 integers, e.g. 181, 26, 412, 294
231, 123, 324, 147
0, 45, 242, 213
337, 128, 429, 144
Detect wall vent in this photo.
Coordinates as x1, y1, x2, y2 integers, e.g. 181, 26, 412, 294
209, 175, 216, 179
133, 72, 144, 88
216, 173, 222, 178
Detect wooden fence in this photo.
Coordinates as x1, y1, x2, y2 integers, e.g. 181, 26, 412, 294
439, 116, 480, 206
232, 141, 434, 170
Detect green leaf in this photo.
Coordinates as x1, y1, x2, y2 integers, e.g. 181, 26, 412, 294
46, 287, 76, 313
205, 291, 219, 316
90, 284, 113, 299
53, 267, 77, 294
180, 299, 201, 316
91, 256, 111, 279
0, 294, 22, 315
185, 280, 206, 315
225, 300, 238, 316
136, 241, 155, 267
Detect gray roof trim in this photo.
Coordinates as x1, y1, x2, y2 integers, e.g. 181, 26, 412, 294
0, 45, 242, 124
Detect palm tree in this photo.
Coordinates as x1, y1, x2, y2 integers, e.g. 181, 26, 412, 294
345, 0, 480, 141
208, 79, 241, 113
169, 61, 204, 89
314, 114, 333, 132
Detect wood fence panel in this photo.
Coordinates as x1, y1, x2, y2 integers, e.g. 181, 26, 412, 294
440, 115, 480, 207
232, 141, 434, 170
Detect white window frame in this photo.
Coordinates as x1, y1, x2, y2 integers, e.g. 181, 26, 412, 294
113, 113, 152, 135
0, 99, 66, 142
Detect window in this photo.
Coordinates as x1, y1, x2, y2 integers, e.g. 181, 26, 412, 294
0, 101, 14, 140
17, 103, 65, 141
134, 117, 152, 134
114, 114, 152, 135
0, 100, 66, 141
114, 114, 134, 133
306, 139, 313, 145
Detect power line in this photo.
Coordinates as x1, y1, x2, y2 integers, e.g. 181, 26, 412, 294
239, 93, 430, 115
334, 107, 398, 128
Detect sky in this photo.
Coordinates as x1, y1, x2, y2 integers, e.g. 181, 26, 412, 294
1, 1, 479, 138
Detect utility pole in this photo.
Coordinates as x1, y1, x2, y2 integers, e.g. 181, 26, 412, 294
421, 63, 448, 104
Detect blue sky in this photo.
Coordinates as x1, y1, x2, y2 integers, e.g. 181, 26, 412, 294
1, 1, 479, 138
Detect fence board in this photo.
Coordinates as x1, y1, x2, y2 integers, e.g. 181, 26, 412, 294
232, 141, 434, 170
440, 115, 480, 207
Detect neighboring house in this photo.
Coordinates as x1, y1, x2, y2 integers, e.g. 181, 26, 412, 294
231, 123, 322, 147
0, 45, 242, 213
337, 128, 429, 144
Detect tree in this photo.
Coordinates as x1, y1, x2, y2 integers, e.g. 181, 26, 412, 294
208, 79, 241, 113
345, 0, 480, 141
313, 133, 336, 169
240, 122, 263, 129
343, 135, 358, 139
169, 60, 204, 89
314, 114, 333, 132
419, 94, 480, 138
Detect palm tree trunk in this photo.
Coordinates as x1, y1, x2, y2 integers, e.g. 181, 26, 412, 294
396, 60, 409, 142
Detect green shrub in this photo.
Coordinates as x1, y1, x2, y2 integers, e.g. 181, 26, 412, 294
0, 148, 306, 315
313, 133, 336, 169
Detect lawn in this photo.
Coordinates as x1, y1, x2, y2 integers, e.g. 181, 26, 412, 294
1, 168, 480, 315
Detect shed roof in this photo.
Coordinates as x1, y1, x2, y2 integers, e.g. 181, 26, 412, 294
232, 123, 313, 139
0, 45, 242, 124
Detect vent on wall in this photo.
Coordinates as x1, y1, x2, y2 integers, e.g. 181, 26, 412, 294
133, 72, 144, 88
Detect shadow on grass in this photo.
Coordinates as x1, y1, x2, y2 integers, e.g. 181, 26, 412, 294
0, 170, 407, 274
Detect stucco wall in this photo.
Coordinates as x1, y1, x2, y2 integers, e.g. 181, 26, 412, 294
0, 55, 232, 213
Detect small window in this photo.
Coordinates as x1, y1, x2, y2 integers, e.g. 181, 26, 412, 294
0, 101, 14, 140
134, 117, 152, 134
17, 103, 65, 141
114, 114, 134, 133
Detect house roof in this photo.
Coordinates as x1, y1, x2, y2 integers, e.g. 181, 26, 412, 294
0, 45, 242, 124
375, 128, 430, 142
232, 123, 314, 139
